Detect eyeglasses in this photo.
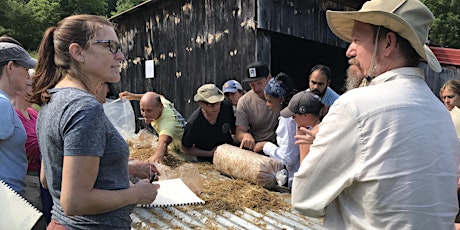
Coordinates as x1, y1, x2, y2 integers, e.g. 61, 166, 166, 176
92, 40, 122, 54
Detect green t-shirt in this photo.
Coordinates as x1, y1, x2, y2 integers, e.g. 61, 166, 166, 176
151, 96, 185, 151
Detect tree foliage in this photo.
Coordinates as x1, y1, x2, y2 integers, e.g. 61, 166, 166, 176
421, 0, 460, 48
0, 0, 146, 49
0, 0, 10, 23
1, 0, 37, 48
111, 0, 145, 16
59, 0, 107, 18
0, 0, 109, 50
27, 0, 62, 47
0, 0, 458, 50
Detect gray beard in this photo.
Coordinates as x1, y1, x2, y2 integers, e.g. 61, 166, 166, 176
345, 70, 366, 91
345, 58, 366, 91
346, 77, 364, 91
345, 61, 380, 91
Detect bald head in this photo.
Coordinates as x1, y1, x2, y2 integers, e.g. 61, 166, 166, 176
140, 92, 163, 123
141, 92, 161, 106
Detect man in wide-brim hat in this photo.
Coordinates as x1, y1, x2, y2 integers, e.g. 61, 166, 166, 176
291, 0, 460, 229
182, 84, 235, 162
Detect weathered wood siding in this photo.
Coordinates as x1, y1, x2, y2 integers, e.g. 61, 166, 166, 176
111, 0, 360, 122
423, 63, 460, 98
257, 0, 350, 47
112, 0, 258, 120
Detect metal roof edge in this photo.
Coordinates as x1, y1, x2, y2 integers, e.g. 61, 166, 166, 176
429, 46, 460, 67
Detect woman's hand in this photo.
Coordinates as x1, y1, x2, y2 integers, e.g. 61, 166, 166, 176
132, 179, 160, 205
128, 159, 160, 180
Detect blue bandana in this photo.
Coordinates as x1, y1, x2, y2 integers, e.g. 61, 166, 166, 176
264, 78, 289, 98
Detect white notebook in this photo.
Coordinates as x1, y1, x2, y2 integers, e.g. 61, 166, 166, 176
139, 178, 205, 208
0, 179, 42, 230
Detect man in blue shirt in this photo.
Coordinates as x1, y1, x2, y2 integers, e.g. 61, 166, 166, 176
306, 64, 339, 107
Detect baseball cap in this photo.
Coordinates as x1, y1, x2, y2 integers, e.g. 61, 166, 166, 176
242, 61, 270, 82
194, 84, 225, 104
0, 42, 37, 69
222, 80, 243, 93
280, 91, 323, 118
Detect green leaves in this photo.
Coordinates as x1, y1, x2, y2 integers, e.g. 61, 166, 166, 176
421, 0, 460, 48
111, 0, 145, 16
2, 0, 456, 50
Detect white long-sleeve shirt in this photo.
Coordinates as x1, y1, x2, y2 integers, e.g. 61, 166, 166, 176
292, 67, 460, 229
263, 116, 300, 187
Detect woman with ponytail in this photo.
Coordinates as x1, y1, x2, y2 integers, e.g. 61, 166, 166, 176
31, 15, 159, 229
253, 72, 299, 188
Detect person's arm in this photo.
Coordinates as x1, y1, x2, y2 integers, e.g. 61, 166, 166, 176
119, 91, 143, 101
60, 155, 160, 216
298, 143, 310, 164
147, 134, 172, 164
292, 103, 360, 217
128, 159, 160, 179
261, 117, 299, 166
182, 145, 216, 157
234, 96, 255, 150
236, 125, 255, 150
253, 141, 267, 153
40, 160, 48, 189
295, 125, 319, 163
457, 177, 460, 192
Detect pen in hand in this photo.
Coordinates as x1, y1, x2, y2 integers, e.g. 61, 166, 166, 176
149, 165, 157, 183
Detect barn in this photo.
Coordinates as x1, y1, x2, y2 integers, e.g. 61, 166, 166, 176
110, 0, 459, 125
108, 1, 460, 228
109, 0, 367, 124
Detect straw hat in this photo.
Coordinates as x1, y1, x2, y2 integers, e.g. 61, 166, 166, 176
326, 0, 442, 72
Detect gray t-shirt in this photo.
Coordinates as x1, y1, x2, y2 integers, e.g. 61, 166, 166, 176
235, 90, 279, 143
37, 88, 133, 229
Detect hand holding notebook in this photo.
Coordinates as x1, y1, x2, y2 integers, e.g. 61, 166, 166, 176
139, 178, 205, 208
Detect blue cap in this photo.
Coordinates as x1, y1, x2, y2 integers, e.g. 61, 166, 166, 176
222, 80, 243, 93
